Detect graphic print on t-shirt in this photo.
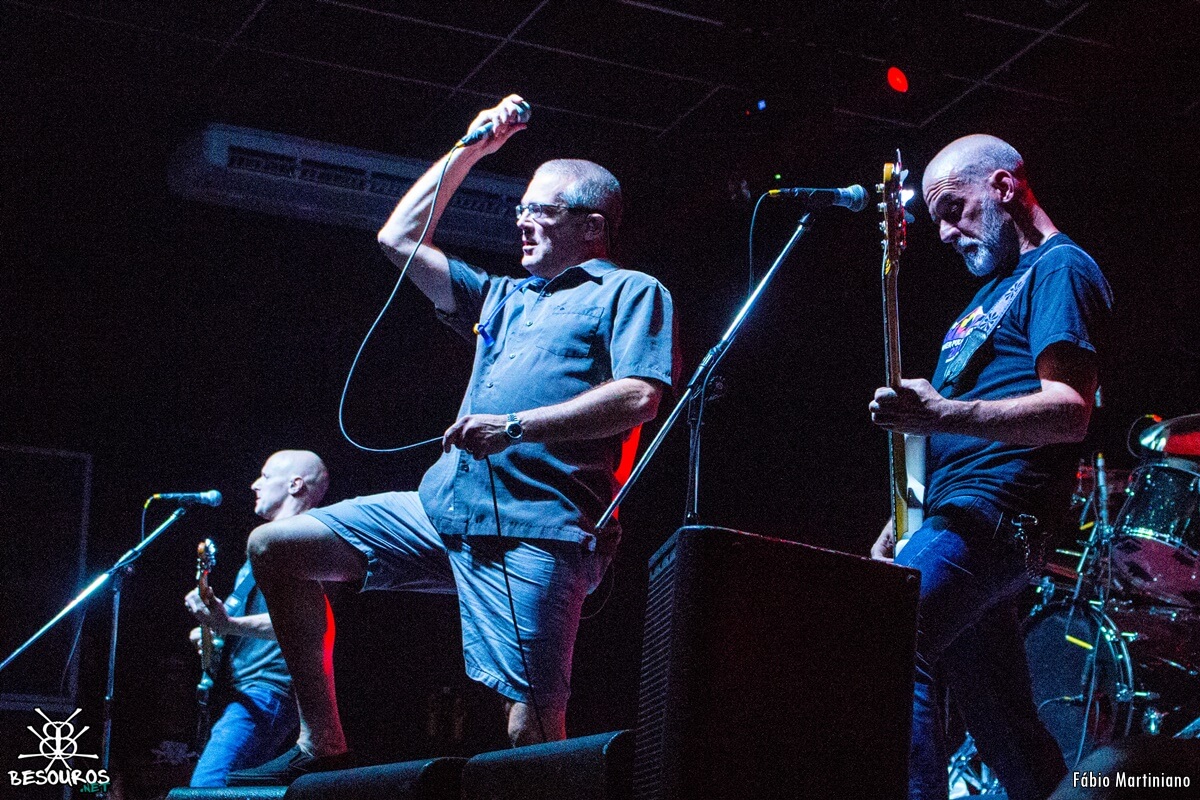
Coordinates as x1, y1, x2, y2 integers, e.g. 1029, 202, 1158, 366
941, 306, 986, 364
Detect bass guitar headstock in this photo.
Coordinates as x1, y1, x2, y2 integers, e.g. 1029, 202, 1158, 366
877, 150, 908, 273
196, 539, 217, 589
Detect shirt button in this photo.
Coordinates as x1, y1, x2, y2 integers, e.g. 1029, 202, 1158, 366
485, 380, 494, 388
525, 320, 533, 327
508, 353, 516, 359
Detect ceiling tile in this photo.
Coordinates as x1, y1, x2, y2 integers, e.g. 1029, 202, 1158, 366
462, 42, 715, 131
326, 0, 549, 38
242, 0, 497, 88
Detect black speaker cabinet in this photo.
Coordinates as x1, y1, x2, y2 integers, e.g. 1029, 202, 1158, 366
633, 526, 921, 800
462, 730, 632, 800
287, 757, 465, 800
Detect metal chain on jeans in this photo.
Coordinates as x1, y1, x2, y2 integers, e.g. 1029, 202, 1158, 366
1010, 513, 1045, 574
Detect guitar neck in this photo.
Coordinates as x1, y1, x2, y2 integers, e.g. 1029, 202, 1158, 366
879, 157, 916, 544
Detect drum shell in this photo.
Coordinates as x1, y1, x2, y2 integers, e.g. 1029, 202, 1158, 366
1112, 460, 1200, 607
1022, 599, 1134, 764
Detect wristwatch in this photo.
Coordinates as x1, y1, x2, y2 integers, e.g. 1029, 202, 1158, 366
504, 412, 524, 441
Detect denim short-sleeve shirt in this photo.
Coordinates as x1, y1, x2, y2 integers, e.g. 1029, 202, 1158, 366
417, 257, 676, 550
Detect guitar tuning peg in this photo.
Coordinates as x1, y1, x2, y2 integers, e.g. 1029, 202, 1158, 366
878, 222, 887, 232
877, 202, 887, 212
875, 183, 885, 193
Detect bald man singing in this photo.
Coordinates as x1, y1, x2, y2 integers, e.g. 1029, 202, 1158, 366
870, 136, 1112, 800
184, 450, 330, 787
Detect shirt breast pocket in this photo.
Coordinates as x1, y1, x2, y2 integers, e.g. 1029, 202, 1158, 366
534, 306, 603, 358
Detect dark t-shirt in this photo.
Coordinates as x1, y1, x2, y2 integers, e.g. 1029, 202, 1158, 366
925, 234, 1113, 516
222, 560, 291, 695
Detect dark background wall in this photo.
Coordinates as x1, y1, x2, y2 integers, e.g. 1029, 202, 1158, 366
2, 1, 1198, 793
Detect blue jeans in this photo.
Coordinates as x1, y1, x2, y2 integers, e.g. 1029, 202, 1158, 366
896, 498, 1065, 800
190, 683, 299, 787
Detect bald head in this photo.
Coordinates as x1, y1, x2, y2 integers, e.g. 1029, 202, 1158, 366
923, 134, 1028, 201
252, 450, 329, 520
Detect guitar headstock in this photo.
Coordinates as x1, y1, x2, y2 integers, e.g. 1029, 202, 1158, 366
196, 539, 217, 586
877, 150, 908, 272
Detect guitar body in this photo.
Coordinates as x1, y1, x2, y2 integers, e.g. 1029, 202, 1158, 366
879, 156, 926, 554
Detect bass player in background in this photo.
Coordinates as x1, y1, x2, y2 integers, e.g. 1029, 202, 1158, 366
184, 450, 329, 787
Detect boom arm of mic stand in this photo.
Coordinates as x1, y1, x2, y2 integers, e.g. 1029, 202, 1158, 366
0, 506, 188, 675
595, 213, 814, 531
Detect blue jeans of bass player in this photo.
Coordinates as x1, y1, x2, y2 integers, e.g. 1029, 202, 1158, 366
190, 683, 298, 787
895, 497, 1066, 800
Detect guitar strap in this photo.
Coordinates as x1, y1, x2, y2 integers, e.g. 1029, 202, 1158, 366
937, 254, 1041, 391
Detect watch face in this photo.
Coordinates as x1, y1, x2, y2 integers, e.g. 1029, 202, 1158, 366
506, 419, 522, 439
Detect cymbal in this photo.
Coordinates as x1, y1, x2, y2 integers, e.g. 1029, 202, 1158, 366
1139, 413, 1200, 458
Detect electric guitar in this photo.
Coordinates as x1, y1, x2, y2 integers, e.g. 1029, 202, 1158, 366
194, 539, 223, 748
878, 153, 925, 554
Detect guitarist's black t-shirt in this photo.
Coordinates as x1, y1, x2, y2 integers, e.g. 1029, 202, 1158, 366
925, 234, 1112, 518
222, 560, 292, 695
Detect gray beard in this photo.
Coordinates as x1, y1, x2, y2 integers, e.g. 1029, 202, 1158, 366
957, 199, 1018, 278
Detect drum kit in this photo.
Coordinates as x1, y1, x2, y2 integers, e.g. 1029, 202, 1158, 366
950, 414, 1200, 795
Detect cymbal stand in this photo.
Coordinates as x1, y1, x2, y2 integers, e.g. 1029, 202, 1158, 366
1061, 451, 1118, 766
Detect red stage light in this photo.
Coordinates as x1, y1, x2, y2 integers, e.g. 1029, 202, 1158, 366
887, 66, 909, 93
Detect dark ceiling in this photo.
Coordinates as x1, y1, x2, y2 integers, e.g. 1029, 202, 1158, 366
7, 0, 1199, 176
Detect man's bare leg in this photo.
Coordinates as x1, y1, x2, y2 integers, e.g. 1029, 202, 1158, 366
248, 514, 366, 757
504, 700, 566, 747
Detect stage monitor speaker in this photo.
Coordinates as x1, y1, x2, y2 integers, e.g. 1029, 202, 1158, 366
633, 526, 921, 800
166, 788, 285, 800
286, 757, 465, 800
461, 730, 632, 800
1048, 739, 1200, 799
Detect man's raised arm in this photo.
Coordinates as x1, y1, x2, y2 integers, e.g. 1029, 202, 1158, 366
376, 94, 529, 313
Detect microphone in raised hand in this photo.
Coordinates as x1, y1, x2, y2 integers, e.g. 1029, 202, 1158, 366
459, 97, 532, 147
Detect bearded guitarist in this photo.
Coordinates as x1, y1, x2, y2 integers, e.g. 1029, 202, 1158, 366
868, 136, 1111, 800
183, 450, 329, 788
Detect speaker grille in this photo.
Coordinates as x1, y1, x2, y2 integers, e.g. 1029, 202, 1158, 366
632, 536, 678, 800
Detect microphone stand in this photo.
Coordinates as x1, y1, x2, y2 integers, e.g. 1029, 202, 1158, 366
0, 504, 189, 797
596, 213, 814, 531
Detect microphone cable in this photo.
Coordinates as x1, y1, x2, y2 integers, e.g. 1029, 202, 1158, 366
746, 191, 771, 299
484, 455, 548, 744
337, 144, 465, 454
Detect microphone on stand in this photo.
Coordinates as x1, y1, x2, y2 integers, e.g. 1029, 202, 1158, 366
150, 490, 223, 507
458, 101, 532, 147
767, 184, 868, 212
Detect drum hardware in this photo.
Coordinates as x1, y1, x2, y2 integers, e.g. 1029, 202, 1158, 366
1142, 707, 1167, 736
955, 416, 1200, 786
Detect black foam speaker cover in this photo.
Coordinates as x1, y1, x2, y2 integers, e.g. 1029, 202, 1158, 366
286, 758, 465, 800
633, 526, 921, 800
461, 730, 632, 800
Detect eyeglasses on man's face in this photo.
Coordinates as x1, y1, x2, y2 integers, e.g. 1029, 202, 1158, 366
514, 202, 601, 220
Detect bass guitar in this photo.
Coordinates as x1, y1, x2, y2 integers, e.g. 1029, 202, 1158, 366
878, 152, 925, 553
194, 538, 223, 749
